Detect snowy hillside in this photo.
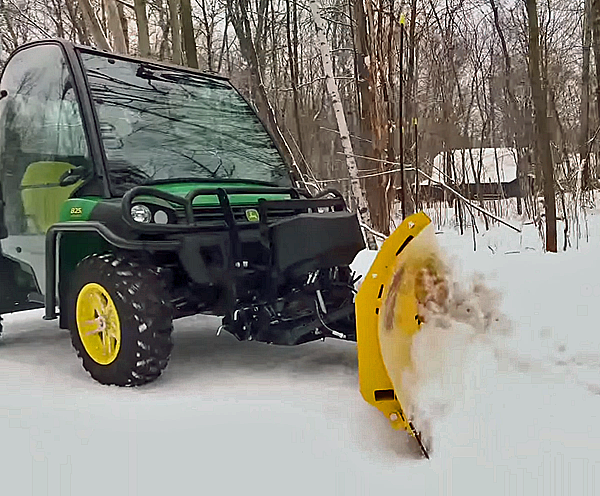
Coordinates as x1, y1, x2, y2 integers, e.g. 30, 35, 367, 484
1, 215, 600, 495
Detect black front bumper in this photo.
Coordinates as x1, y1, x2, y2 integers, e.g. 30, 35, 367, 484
45, 186, 365, 327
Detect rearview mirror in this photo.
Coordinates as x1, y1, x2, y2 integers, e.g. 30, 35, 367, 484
59, 166, 88, 187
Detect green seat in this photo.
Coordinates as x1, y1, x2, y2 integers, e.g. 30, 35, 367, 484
20, 161, 81, 234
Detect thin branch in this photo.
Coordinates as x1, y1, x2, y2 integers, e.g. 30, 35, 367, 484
360, 222, 388, 240
115, 0, 135, 9
417, 169, 522, 233
321, 126, 372, 143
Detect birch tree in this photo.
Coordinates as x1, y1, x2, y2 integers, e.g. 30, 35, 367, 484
308, 0, 376, 244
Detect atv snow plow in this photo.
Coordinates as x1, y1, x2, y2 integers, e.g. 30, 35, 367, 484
0, 40, 441, 457
356, 212, 443, 458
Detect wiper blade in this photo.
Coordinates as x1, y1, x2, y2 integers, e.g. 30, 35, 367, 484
135, 64, 229, 90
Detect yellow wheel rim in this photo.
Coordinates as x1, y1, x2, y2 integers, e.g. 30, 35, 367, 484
76, 283, 122, 365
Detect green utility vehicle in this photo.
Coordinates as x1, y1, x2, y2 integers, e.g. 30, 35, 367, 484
0, 40, 365, 386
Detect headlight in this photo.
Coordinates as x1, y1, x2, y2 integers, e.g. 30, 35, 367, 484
154, 210, 169, 224
131, 204, 152, 223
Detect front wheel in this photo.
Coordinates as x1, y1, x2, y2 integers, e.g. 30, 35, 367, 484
68, 253, 173, 386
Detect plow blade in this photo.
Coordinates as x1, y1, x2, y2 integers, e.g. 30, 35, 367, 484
355, 212, 446, 458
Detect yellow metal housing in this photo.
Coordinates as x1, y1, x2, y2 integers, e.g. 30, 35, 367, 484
355, 211, 441, 432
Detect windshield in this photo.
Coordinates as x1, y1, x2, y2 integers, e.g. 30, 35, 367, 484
78, 52, 291, 195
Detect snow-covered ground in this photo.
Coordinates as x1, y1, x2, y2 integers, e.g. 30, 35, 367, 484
2, 212, 600, 495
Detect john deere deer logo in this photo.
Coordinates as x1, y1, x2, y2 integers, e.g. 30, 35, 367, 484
245, 209, 260, 222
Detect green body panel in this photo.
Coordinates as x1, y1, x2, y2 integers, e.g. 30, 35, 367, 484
149, 182, 291, 206
60, 198, 101, 222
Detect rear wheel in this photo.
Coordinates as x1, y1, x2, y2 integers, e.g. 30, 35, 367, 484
68, 253, 173, 386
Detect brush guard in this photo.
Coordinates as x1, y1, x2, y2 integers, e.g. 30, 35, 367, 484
121, 186, 364, 345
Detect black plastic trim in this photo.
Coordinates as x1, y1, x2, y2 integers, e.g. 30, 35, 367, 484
61, 41, 111, 198
44, 222, 180, 320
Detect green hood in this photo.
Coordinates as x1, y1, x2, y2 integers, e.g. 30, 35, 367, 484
60, 181, 292, 223
145, 181, 291, 207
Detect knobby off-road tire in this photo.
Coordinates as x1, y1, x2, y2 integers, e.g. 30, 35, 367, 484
68, 253, 174, 386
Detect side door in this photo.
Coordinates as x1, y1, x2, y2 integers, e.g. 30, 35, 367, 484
0, 42, 92, 315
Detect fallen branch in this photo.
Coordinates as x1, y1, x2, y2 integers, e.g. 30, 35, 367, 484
360, 222, 388, 240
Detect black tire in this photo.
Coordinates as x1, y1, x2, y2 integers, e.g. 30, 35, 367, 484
68, 253, 173, 386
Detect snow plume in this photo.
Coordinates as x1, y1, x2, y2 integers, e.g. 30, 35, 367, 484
400, 264, 515, 448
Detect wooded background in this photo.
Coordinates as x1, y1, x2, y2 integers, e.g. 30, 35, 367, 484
1, 0, 598, 251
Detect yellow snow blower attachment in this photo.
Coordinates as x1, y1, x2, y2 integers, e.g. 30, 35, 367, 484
355, 211, 447, 458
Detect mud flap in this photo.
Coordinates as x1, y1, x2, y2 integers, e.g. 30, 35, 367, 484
355, 212, 444, 459
0, 251, 44, 314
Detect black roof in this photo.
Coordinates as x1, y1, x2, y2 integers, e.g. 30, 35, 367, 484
11, 38, 231, 83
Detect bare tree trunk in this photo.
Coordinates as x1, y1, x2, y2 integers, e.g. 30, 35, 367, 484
593, 0, 600, 147
158, 0, 171, 60
228, 0, 299, 182
308, 0, 375, 241
157, 0, 171, 60
180, 0, 198, 68
64, 0, 90, 45
407, 0, 417, 152
352, 0, 391, 234
286, 0, 305, 161
489, 0, 528, 214
168, 0, 183, 64
117, 2, 129, 51
216, 9, 228, 73
527, 0, 557, 252
200, 0, 214, 71
581, 0, 592, 186
78, 0, 111, 51
105, 0, 128, 53
133, 0, 151, 57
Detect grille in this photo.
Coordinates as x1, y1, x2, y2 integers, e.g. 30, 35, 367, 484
174, 205, 300, 227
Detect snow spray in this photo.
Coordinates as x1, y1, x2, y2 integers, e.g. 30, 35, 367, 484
400, 257, 515, 452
